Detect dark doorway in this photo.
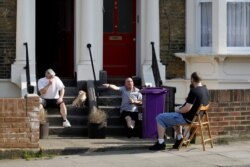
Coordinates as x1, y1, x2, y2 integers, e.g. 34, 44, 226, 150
103, 0, 136, 77
36, 0, 74, 79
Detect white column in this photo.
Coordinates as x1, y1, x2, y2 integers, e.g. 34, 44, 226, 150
140, 0, 165, 86
76, 0, 103, 81
11, 0, 36, 95
213, 0, 227, 54
186, 0, 196, 53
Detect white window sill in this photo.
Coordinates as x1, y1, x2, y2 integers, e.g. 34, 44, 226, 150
175, 52, 250, 62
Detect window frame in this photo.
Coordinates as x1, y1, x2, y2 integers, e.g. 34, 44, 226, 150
227, 0, 250, 52
197, 0, 213, 53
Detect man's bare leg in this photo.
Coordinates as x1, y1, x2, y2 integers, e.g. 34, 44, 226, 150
157, 123, 166, 139
60, 103, 67, 120
125, 116, 135, 129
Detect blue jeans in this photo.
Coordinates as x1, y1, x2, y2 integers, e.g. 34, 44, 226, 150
156, 112, 187, 128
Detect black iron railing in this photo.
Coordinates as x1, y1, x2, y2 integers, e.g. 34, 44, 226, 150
151, 42, 162, 87
87, 43, 99, 107
23, 42, 34, 94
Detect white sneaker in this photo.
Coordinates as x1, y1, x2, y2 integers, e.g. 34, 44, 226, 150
63, 119, 71, 127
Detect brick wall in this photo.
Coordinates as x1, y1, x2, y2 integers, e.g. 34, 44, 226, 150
160, 0, 185, 79
208, 89, 250, 139
0, 0, 16, 79
0, 95, 40, 148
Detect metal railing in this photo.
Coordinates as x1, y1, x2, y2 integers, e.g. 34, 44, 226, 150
87, 43, 99, 108
23, 42, 34, 94
151, 42, 162, 87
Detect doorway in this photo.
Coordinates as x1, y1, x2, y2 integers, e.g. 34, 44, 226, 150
103, 0, 136, 77
36, 0, 74, 79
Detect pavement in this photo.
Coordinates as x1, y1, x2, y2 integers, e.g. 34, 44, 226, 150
0, 138, 250, 167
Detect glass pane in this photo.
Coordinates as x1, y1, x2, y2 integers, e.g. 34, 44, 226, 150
118, 0, 133, 33
227, 2, 245, 47
201, 2, 212, 47
104, 0, 114, 33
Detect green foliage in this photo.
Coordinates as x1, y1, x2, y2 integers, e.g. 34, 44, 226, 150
21, 150, 54, 160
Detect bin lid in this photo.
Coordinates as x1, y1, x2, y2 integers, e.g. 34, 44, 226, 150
141, 87, 168, 94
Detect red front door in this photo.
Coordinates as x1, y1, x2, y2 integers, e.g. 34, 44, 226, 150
103, 0, 136, 77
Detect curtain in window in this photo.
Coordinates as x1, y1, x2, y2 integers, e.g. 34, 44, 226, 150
246, 3, 250, 46
201, 2, 212, 47
227, 2, 250, 47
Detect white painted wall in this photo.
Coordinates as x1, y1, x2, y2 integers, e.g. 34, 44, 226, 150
0, 80, 21, 98
76, 0, 103, 81
11, 0, 36, 97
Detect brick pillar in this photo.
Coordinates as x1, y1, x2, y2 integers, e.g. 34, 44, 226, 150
0, 94, 40, 148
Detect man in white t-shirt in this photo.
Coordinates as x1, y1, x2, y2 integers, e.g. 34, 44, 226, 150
38, 69, 71, 127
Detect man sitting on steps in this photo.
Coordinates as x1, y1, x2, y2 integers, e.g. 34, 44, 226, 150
38, 68, 71, 128
103, 77, 142, 138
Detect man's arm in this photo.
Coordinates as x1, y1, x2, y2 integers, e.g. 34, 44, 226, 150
59, 88, 65, 99
57, 88, 65, 103
177, 102, 193, 113
103, 83, 120, 91
39, 80, 52, 95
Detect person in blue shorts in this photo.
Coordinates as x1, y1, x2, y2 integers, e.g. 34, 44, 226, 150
149, 72, 209, 150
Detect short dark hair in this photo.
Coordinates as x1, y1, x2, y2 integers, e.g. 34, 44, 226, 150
191, 72, 202, 83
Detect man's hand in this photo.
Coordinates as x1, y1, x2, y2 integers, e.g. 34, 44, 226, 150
57, 97, 63, 104
39, 79, 53, 95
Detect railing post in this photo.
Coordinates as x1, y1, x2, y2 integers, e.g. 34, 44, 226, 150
87, 43, 99, 108
151, 42, 162, 87
23, 42, 34, 94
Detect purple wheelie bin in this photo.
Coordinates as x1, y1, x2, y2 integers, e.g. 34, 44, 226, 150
141, 87, 168, 139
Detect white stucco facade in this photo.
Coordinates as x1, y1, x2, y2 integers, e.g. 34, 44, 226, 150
3, 0, 165, 97
166, 0, 250, 104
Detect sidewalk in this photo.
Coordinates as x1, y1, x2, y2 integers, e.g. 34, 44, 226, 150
39, 137, 154, 155
1, 137, 250, 163
0, 138, 250, 167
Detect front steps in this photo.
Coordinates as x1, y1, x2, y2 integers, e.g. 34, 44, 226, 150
46, 77, 141, 138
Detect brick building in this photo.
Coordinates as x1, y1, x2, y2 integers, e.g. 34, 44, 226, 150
0, 0, 250, 148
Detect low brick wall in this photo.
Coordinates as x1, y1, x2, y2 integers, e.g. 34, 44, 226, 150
0, 95, 40, 148
209, 89, 250, 139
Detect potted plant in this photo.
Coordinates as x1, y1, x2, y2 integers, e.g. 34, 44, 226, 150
38, 104, 49, 139
88, 107, 107, 139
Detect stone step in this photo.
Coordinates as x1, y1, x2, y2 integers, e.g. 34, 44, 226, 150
97, 95, 121, 106
48, 115, 87, 126
48, 125, 140, 137
61, 78, 77, 87
47, 113, 122, 127
49, 125, 87, 137
98, 106, 120, 117
64, 87, 79, 96
46, 106, 88, 116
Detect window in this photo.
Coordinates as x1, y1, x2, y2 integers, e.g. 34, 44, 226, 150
227, 1, 250, 47
200, 2, 212, 47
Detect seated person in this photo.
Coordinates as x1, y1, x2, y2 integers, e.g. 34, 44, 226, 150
149, 72, 209, 150
103, 77, 142, 138
38, 69, 71, 128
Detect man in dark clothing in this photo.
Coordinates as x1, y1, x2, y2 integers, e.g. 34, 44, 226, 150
149, 72, 209, 150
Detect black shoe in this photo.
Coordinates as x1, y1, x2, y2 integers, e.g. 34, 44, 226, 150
172, 138, 183, 149
149, 141, 166, 150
